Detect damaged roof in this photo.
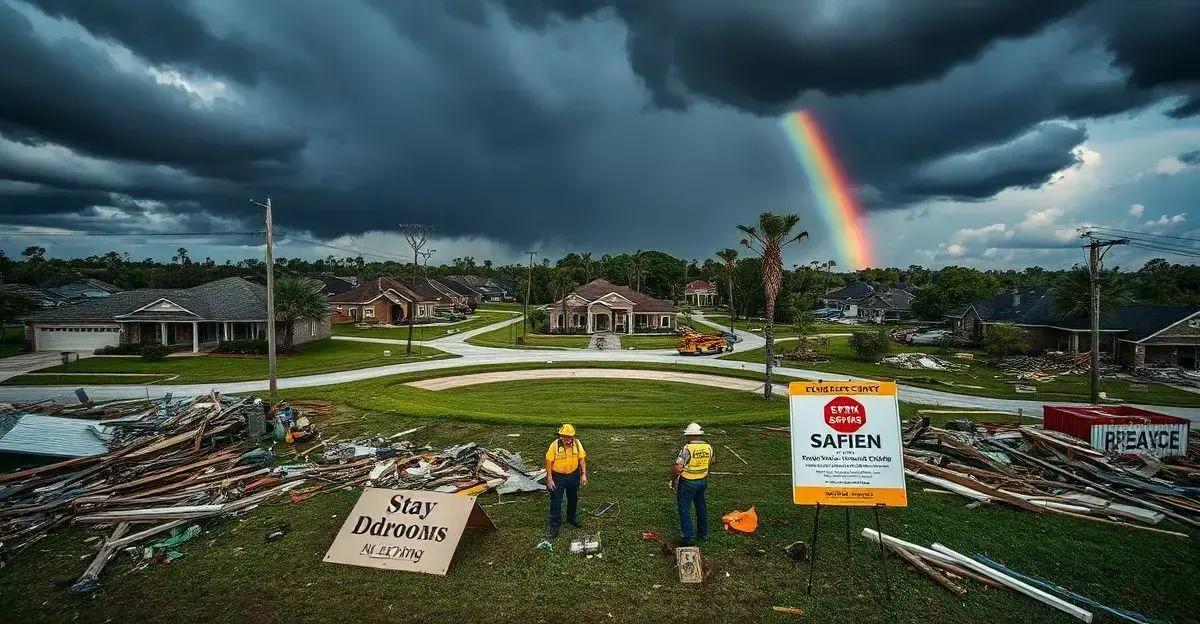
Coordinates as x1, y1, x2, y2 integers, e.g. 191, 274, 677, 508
26, 277, 271, 322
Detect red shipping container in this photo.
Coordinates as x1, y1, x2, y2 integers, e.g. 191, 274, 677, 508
1043, 405, 1190, 457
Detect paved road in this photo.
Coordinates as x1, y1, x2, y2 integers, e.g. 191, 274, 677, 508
4, 314, 1199, 423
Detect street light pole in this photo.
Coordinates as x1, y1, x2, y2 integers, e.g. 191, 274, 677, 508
249, 197, 277, 400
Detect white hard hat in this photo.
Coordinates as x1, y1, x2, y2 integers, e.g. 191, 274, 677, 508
684, 422, 704, 436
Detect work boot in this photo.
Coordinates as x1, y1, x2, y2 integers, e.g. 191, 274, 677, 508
679, 538, 695, 547
568, 519, 581, 529
549, 526, 560, 539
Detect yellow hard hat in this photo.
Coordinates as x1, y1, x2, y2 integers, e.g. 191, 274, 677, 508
558, 423, 576, 437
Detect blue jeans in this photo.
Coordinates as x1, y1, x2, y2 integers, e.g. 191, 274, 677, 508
548, 470, 580, 532
676, 477, 708, 541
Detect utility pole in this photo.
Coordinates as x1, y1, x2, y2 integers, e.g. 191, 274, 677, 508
400, 224, 430, 356
249, 197, 277, 400
1081, 232, 1128, 404
523, 251, 537, 336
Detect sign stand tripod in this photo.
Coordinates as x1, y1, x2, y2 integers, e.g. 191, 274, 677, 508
804, 502, 892, 600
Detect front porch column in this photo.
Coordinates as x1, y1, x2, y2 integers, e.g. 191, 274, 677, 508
626, 311, 632, 334
1070, 333, 1079, 352
160, 322, 168, 345
222, 322, 229, 341
192, 321, 199, 353
586, 304, 594, 333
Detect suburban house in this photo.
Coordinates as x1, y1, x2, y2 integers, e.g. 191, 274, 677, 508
327, 276, 454, 324
818, 282, 878, 314
428, 278, 474, 310
50, 278, 120, 301
22, 277, 330, 353
445, 275, 511, 302
945, 286, 1200, 368
684, 280, 717, 307
856, 287, 915, 323
547, 279, 677, 334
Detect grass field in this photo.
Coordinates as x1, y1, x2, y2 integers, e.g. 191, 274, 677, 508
722, 335, 1200, 406
330, 311, 517, 341
1, 323, 23, 358
2, 378, 1192, 624
700, 315, 865, 338
477, 302, 525, 312
465, 321, 591, 349
2, 339, 454, 385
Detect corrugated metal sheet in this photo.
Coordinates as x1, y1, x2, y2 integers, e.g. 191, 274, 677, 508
0, 415, 110, 458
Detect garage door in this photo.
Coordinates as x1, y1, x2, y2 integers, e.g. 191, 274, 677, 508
36, 326, 121, 352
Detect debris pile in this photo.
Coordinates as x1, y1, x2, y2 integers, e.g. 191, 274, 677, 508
879, 352, 966, 372
1134, 364, 1200, 387
863, 529, 1159, 623
998, 351, 1106, 382
0, 395, 545, 593
903, 417, 1200, 536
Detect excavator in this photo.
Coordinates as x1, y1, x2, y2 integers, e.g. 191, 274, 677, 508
676, 330, 732, 356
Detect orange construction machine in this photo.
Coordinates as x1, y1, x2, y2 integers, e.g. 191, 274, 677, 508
676, 331, 731, 355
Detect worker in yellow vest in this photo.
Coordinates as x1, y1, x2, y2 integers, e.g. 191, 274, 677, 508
670, 422, 713, 546
545, 423, 588, 538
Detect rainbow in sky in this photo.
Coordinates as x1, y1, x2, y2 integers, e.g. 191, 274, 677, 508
781, 110, 874, 270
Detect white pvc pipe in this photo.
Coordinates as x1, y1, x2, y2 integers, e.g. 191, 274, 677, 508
931, 543, 1092, 623
860, 527, 956, 566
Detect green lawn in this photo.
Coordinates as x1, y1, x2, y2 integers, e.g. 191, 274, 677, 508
7, 374, 175, 385
2, 380, 1191, 624
476, 302, 525, 312
466, 322, 591, 349
1, 323, 24, 358
3, 339, 455, 385
618, 334, 682, 349
722, 335, 1200, 406
331, 311, 517, 341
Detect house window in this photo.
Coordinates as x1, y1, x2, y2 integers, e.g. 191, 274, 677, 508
660, 315, 670, 328
556, 313, 564, 327
364, 308, 375, 318
350, 308, 358, 320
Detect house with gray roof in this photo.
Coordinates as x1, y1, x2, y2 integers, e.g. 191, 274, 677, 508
23, 277, 330, 353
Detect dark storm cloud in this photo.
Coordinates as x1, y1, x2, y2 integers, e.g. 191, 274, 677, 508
35, 0, 260, 83
0, 0, 1198, 258
503, 0, 1088, 113
0, 2, 303, 180
1179, 150, 1200, 166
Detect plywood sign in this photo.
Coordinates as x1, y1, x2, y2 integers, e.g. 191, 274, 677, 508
788, 380, 907, 507
324, 487, 495, 575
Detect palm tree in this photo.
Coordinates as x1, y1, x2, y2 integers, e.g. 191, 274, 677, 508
715, 248, 738, 329
1052, 266, 1132, 320
273, 277, 330, 352
627, 250, 646, 292
549, 269, 578, 335
579, 252, 594, 282
738, 213, 809, 399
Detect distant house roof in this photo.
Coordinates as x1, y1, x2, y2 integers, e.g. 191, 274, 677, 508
431, 277, 474, 299
821, 282, 876, 302
858, 288, 914, 311
50, 278, 120, 300
26, 277, 272, 322
0, 284, 66, 308
685, 280, 716, 293
446, 275, 509, 296
328, 276, 449, 305
947, 287, 1200, 338
555, 279, 676, 313
321, 276, 357, 295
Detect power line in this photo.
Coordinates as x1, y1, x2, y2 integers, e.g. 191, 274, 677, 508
1087, 226, 1200, 245
283, 236, 413, 262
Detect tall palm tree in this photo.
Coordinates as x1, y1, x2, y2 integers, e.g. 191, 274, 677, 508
738, 213, 808, 399
549, 269, 578, 334
715, 248, 738, 329
273, 277, 330, 352
627, 249, 646, 292
1052, 266, 1132, 320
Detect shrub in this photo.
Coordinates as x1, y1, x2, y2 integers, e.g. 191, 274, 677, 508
848, 328, 892, 361
140, 344, 170, 361
527, 307, 548, 332
94, 343, 143, 355
982, 322, 1029, 357
216, 339, 270, 355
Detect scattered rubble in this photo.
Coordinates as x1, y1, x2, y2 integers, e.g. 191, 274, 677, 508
880, 352, 966, 372
902, 416, 1200, 535
998, 351, 1112, 381
0, 393, 545, 592
1135, 364, 1200, 388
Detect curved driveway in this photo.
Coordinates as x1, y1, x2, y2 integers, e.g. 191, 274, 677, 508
4, 313, 1198, 423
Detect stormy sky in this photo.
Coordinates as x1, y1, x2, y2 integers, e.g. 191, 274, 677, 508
1, 0, 1198, 270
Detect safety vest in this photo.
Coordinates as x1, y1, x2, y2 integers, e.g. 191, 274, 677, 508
680, 442, 713, 480
546, 439, 586, 474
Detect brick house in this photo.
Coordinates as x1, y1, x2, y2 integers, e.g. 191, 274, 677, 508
327, 277, 454, 325
547, 279, 677, 334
